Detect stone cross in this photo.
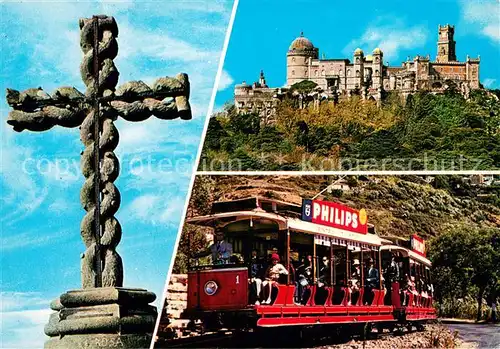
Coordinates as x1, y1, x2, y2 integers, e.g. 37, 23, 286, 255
5, 15, 191, 289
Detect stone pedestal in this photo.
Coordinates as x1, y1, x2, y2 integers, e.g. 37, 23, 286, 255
44, 287, 157, 349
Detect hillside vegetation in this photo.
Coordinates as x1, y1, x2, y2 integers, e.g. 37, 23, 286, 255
200, 88, 500, 171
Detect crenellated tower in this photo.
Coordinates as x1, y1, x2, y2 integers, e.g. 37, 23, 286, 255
436, 24, 457, 62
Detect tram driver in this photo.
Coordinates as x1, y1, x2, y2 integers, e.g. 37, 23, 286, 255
194, 229, 233, 264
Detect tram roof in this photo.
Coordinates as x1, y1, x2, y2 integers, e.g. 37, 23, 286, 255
380, 245, 432, 266
186, 209, 383, 247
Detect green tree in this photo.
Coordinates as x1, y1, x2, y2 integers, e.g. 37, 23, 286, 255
428, 227, 500, 321
173, 177, 215, 273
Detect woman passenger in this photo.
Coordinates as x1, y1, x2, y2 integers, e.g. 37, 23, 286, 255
262, 253, 289, 305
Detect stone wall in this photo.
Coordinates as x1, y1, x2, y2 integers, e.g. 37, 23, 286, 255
165, 274, 188, 320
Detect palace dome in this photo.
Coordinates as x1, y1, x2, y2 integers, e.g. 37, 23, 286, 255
373, 47, 383, 55
354, 48, 364, 56
289, 33, 314, 51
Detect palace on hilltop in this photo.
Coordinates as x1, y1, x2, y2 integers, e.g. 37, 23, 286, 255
234, 25, 481, 122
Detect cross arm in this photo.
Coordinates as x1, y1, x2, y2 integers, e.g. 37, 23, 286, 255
5, 87, 89, 132
109, 73, 192, 121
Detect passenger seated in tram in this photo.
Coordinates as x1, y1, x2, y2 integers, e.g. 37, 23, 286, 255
295, 255, 313, 305
402, 274, 418, 306
248, 249, 264, 305
318, 256, 330, 286
262, 253, 289, 304
364, 258, 379, 304
315, 256, 331, 305
348, 259, 361, 305
194, 229, 233, 264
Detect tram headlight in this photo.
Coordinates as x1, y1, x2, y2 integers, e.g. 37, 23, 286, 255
204, 280, 218, 296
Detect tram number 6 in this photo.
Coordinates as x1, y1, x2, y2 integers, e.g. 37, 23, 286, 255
236, 275, 240, 284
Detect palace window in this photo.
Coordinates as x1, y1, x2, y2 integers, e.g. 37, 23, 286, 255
292, 57, 296, 63
292, 70, 295, 76
356, 70, 360, 77
347, 69, 351, 77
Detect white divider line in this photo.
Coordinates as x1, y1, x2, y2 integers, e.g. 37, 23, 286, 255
149, 0, 240, 347
197, 170, 500, 176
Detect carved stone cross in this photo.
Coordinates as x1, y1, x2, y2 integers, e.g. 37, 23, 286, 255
5, 15, 191, 289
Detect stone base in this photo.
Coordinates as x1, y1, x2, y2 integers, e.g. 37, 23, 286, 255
44, 287, 157, 349
45, 333, 152, 349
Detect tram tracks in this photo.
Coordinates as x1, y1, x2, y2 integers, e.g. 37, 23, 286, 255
155, 323, 430, 348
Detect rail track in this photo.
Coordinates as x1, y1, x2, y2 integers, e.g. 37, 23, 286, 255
154, 322, 430, 348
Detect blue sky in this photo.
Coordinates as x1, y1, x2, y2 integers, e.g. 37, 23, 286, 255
215, 0, 500, 107
0, 1, 232, 347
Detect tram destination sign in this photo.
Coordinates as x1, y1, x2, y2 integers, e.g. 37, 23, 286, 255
301, 199, 368, 234
410, 235, 426, 256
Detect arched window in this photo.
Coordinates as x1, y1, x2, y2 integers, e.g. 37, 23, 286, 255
304, 57, 308, 64
321, 70, 325, 76
292, 57, 296, 63
356, 57, 360, 63
347, 69, 351, 77
375, 69, 379, 76
356, 70, 360, 77
314, 70, 318, 76
375, 57, 379, 63
292, 70, 295, 76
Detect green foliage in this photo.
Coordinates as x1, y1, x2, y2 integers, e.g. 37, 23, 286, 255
173, 177, 215, 273
290, 80, 318, 93
200, 90, 500, 170
428, 226, 500, 320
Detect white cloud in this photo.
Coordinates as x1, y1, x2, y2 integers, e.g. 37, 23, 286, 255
0, 292, 51, 312
0, 119, 50, 225
1, 308, 52, 348
0, 229, 72, 251
461, 0, 500, 43
483, 78, 498, 88
217, 70, 234, 91
122, 194, 185, 227
0, 293, 53, 348
343, 18, 429, 61
117, 21, 219, 62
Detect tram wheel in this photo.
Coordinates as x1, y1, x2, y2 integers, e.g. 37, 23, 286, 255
364, 323, 374, 339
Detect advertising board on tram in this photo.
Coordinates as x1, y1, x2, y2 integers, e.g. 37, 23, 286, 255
411, 234, 426, 256
301, 199, 368, 234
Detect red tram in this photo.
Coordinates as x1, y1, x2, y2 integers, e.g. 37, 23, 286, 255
181, 197, 436, 332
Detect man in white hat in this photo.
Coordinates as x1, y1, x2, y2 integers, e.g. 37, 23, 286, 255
348, 259, 361, 305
